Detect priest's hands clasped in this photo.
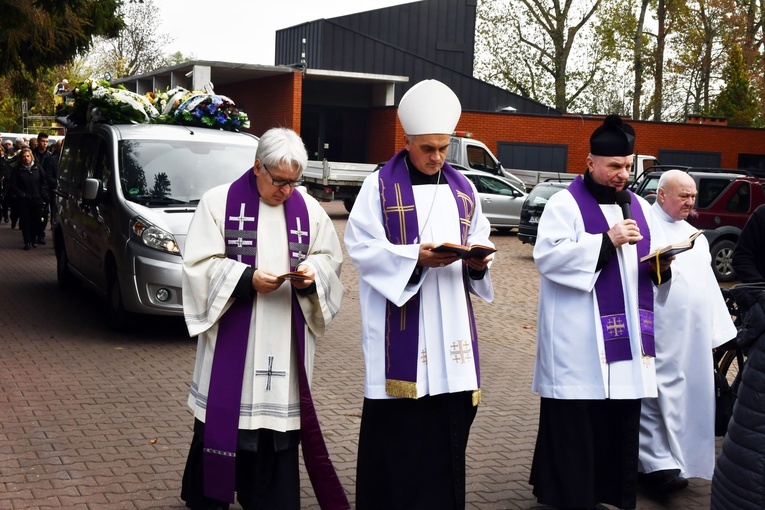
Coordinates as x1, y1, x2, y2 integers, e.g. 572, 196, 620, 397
607, 219, 643, 248
252, 265, 315, 293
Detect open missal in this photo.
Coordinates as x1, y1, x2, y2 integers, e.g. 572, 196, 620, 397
431, 242, 497, 260
639, 230, 703, 262
277, 270, 312, 281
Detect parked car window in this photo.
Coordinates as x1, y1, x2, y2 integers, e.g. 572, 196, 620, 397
95, 142, 113, 193
697, 177, 733, 208
479, 175, 517, 195
725, 182, 750, 213
528, 184, 563, 206
466, 145, 495, 173
641, 177, 660, 197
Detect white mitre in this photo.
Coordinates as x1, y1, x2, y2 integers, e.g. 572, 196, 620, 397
398, 79, 461, 135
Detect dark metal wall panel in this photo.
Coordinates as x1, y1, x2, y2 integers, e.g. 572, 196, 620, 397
658, 150, 722, 168
497, 142, 569, 173
328, 0, 476, 76
274, 22, 325, 68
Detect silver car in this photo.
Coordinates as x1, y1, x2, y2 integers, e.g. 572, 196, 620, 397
458, 169, 528, 234
54, 123, 259, 330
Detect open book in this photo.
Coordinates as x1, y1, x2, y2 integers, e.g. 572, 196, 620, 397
431, 242, 497, 260
640, 230, 703, 262
277, 270, 312, 281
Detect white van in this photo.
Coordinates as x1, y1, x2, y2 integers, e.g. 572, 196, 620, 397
54, 123, 259, 329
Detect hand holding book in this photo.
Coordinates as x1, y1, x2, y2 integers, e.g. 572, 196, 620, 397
640, 230, 703, 262
430, 242, 497, 260
641, 230, 702, 284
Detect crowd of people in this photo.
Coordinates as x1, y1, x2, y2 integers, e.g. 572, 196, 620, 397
0, 132, 61, 249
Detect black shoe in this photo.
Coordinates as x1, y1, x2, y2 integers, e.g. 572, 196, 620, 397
638, 469, 689, 494
23, 243, 30, 250
37, 238, 46, 245
11, 222, 16, 229
3, 216, 7, 223
31, 243, 37, 248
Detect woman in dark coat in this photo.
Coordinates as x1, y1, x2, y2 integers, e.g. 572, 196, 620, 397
711, 285, 765, 509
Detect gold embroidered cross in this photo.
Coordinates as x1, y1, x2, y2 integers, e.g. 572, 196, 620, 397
383, 183, 415, 244
450, 341, 472, 364
605, 316, 627, 337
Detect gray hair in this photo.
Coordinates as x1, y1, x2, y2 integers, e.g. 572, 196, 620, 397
255, 127, 308, 172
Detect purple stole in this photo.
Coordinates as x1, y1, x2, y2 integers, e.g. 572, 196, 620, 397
203, 169, 348, 509
567, 176, 655, 363
378, 149, 481, 399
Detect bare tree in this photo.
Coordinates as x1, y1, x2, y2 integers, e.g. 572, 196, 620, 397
475, 0, 604, 113
89, 0, 173, 79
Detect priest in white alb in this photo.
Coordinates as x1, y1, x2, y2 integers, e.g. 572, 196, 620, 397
638, 170, 736, 492
345, 79, 495, 510
530, 115, 668, 510
180, 127, 348, 510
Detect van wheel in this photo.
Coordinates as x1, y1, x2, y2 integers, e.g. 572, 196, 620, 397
107, 273, 131, 332
56, 245, 76, 291
343, 198, 355, 213
711, 239, 737, 283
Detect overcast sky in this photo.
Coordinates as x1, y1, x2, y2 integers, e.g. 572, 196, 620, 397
156, 0, 416, 66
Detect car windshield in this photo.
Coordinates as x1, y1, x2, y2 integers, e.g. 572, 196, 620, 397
528, 185, 565, 206
119, 139, 256, 205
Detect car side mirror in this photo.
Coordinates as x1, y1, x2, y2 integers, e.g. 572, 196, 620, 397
83, 177, 101, 202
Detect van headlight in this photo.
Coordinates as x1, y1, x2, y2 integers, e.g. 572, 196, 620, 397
130, 217, 180, 254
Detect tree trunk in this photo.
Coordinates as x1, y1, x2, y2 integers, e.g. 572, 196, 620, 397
633, 0, 650, 119
653, 0, 666, 121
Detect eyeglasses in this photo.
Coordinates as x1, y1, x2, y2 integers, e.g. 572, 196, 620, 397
262, 163, 304, 188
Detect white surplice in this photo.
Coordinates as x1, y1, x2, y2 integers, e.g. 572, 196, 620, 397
344, 173, 494, 399
182, 184, 344, 432
532, 189, 658, 400
638, 203, 736, 479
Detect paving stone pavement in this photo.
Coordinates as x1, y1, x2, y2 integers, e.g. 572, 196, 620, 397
0, 202, 717, 509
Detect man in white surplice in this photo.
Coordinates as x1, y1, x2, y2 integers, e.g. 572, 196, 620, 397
638, 170, 736, 491
345, 79, 494, 510
180, 127, 345, 510
529, 115, 668, 510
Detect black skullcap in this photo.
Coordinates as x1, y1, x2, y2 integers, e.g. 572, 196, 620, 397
590, 114, 635, 157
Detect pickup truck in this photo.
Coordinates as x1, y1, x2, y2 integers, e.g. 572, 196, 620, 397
301, 160, 378, 212
512, 154, 659, 191
301, 134, 526, 212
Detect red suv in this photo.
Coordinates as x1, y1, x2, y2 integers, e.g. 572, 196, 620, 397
634, 170, 765, 282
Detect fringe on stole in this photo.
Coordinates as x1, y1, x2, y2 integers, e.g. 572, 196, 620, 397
385, 379, 483, 407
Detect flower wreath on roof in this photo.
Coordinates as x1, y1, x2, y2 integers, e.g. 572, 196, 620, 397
57, 81, 250, 132
56, 79, 159, 126
149, 87, 250, 131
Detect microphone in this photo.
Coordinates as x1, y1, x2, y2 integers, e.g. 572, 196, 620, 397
616, 190, 632, 220
615, 190, 635, 244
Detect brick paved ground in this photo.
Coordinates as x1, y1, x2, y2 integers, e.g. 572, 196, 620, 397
0, 202, 717, 509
